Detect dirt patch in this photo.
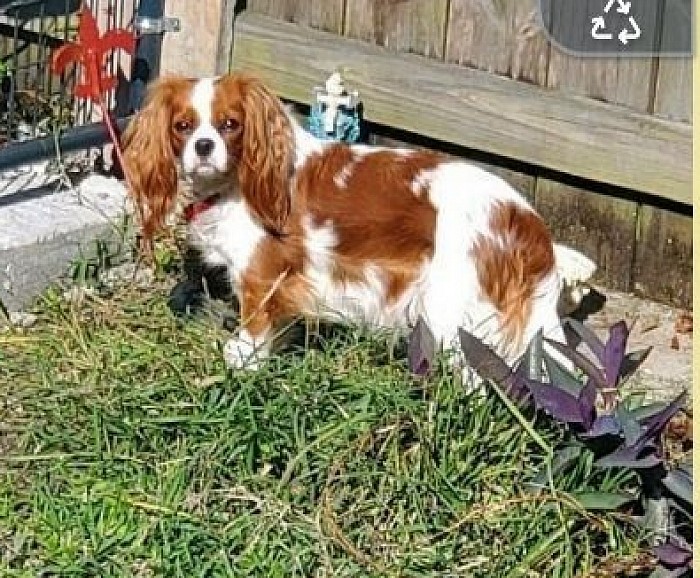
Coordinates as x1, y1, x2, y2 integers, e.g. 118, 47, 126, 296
583, 286, 692, 403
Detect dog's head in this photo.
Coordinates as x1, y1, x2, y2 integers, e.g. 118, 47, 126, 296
122, 73, 294, 237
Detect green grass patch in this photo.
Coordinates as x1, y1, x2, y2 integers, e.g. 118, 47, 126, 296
0, 278, 649, 577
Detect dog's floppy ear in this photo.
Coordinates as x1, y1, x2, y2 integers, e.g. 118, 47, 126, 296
122, 76, 192, 239
236, 75, 294, 235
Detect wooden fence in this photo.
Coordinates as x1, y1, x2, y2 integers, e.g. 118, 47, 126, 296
164, 0, 692, 309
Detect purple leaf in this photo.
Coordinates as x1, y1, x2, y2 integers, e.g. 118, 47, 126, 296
408, 316, 435, 376
544, 338, 607, 388
602, 320, 629, 386
503, 372, 531, 402
563, 317, 605, 360
617, 404, 643, 447
654, 542, 693, 568
630, 402, 670, 422
620, 346, 653, 383
662, 468, 692, 504
638, 392, 688, 446
543, 350, 584, 396
458, 328, 512, 385
595, 445, 662, 469
578, 378, 597, 429
520, 330, 544, 381
527, 381, 586, 424
580, 414, 621, 439
458, 329, 531, 402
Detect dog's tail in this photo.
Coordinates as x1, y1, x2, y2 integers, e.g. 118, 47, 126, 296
553, 244, 597, 315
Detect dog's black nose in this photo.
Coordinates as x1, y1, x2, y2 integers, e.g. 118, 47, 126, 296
195, 138, 215, 158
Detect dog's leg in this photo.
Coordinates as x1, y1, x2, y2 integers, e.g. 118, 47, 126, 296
420, 289, 467, 378
168, 246, 206, 316
168, 245, 233, 317
223, 326, 271, 370
223, 289, 274, 370
222, 270, 294, 370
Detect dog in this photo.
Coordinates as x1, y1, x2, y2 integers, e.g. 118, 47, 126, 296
122, 73, 594, 372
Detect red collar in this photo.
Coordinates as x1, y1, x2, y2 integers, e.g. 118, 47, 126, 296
183, 194, 220, 222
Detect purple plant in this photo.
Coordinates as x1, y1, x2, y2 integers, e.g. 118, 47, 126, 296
407, 316, 435, 377
407, 316, 692, 576
653, 540, 693, 577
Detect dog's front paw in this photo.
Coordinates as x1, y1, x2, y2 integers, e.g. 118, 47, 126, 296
223, 335, 266, 370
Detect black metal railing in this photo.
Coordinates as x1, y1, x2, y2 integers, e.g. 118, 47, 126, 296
0, 0, 165, 179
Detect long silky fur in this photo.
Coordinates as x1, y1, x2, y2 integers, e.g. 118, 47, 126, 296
122, 76, 191, 239
236, 76, 295, 236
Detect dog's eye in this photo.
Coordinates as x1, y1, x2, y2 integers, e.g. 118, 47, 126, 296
174, 119, 192, 133
220, 118, 239, 132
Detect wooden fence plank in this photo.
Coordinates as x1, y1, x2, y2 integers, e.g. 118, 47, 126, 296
545, 0, 659, 112
216, 0, 237, 74
247, 0, 294, 20
247, 0, 345, 33
652, 0, 692, 121
654, 58, 691, 122
445, 0, 550, 85
162, 0, 227, 76
231, 12, 691, 205
633, 208, 692, 308
344, 0, 449, 58
309, 0, 346, 33
653, 0, 692, 123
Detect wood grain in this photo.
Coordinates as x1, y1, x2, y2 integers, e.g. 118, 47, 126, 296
232, 12, 691, 205
653, 0, 692, 122
654, 58, 692, 122
632, 5, 693, 309
545, 0, 659, 112
247, 0, 346, 33
247, 0, 295, 20
445, 0, 550, 85
633, 208, 692, 308
216, 0, 238, 74
161, 0, 226, 76
344, 0, 449, 58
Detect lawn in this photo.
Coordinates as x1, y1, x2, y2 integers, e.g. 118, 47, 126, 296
0, 247, 654, 577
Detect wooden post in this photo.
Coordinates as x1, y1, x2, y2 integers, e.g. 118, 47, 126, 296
159, 0, 236, 76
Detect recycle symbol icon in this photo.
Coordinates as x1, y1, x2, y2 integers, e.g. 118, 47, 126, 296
591, 0, 641, 44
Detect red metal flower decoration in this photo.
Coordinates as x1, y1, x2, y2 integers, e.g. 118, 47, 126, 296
51, 3, 135, 103
51, 3, 137, 222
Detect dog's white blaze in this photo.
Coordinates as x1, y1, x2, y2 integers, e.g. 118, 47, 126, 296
183, 78, 229, 175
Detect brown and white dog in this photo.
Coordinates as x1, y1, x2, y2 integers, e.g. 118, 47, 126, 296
122, 73, 594, 372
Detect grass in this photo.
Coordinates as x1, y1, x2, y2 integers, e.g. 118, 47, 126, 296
0, 256, 651, 577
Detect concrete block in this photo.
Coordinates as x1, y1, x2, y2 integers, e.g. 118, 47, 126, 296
0, 174, 130, 311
